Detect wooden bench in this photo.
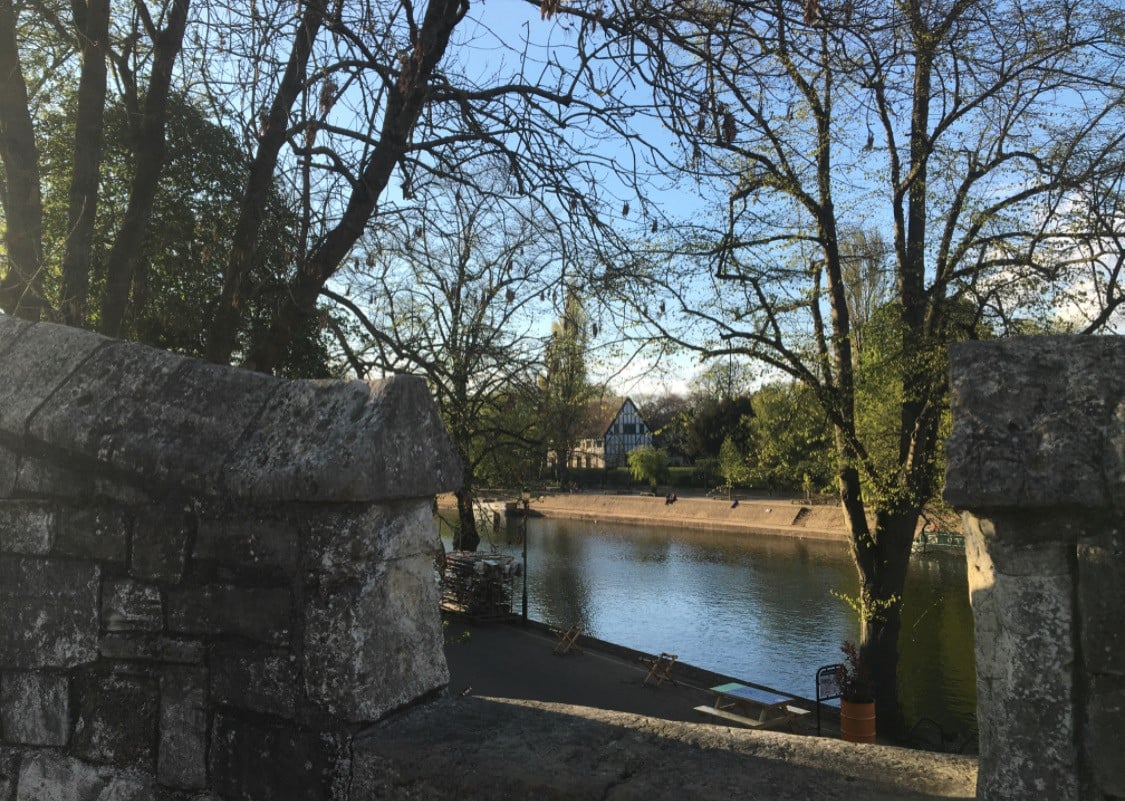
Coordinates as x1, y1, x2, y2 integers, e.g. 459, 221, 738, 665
694, 704, 811, 730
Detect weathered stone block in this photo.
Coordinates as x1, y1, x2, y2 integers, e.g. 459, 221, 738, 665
210, 643, 298, 718
130, 507, 193, 584
303, 501, 448, 721
0, 442, 19, 499
0, 671, 69, 746
10, 456, 151, 505
304, 502, 440, 582
13, 751, 152, 801
73, 671, 159, 770
159, 666, 208, 790
946, 337, 1125, 512
0, 315, 32, 355
965, 522, 1079, 801
167, 585, 290, 645
222, 374, 462, 502
98, 634, 203, 664
209, 713, 348, 801
0, 556, 99, 669
0, 321, 105, 435
27, 340, 277, 498
1085, 672, 1125, 797
0, 501, 54, 555
0, 748, 19, 801
101, 580, 163, 633
1077, 529, 1125, 675
193, 516, 299, 583
54, 506, 129, 562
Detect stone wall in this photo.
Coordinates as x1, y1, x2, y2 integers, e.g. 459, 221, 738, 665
945, 336, 1124, 801
0, 315, 461, 800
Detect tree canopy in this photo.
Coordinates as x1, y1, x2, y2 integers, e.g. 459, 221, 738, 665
598, 0, 1125, 732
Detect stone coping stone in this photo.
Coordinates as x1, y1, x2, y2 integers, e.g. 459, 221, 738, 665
352, 696, 977, 800
945, 336, 1125, 512
0, 316, 461, 501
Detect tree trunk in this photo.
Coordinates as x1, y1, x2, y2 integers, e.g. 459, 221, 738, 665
453, 488, 480, 552
98, 0, 190, 337
849, 502, 919, 741
204, 1, 325, 365
0, 0, 46, 320
60, 0, 111, 327
242, 0, 468, 374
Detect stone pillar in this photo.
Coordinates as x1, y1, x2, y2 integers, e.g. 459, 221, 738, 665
945, 336, 1125, 801
0, 316, 462, 801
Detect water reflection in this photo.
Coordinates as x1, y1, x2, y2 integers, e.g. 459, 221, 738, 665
443, 516, 975, 738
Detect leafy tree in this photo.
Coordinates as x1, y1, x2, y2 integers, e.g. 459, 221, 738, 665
34, 93, 331, 375
717, 436, 749, 493
1, 0, 189, 324
637, 392, 692, 462
684, 394, 755, 461
627, 445, 669, 491
2, 0, 663, 378
541, 285, 597, 480
612, 0, 1125, 733
743, 382, 834, 493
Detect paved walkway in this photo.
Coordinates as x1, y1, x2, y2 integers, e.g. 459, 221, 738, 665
353, 617, 977, 800
443, 617, 836, 737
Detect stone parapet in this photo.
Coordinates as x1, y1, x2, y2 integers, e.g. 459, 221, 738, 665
0, 315, 460, 800
946, 336, 1125, 801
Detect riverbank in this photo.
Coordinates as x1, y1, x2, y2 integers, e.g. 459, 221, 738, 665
531, 491, 849, 541
440, 490, 851, 542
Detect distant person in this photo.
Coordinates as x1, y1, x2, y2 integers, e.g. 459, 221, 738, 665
731, 497, 739, 509
665, 491, 677, 505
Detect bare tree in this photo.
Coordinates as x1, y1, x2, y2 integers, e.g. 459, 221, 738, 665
3, 0, 659, 369
197, 0, 656, 372
602, 0, 1125, 732
324, 183, 560, 550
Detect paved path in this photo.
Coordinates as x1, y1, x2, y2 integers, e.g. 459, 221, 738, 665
443, 618, 833, 735
354, 622, 977, 800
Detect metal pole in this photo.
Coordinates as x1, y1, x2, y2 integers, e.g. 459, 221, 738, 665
521, 491, 529, 623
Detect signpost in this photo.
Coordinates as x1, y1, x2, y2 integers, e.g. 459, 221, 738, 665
815, 663, 843, 736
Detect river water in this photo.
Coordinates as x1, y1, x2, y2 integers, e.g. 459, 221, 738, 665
443, 515, 977, 744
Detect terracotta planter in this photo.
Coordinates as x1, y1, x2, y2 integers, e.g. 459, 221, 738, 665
839, 699, 876, 743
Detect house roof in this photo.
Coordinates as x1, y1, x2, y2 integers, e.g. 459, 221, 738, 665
579, 396, 646, 439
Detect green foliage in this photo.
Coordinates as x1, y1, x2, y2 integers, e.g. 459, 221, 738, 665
541, 285, 597, 474
718, 436, 750, 488
627, 446, 670, 489
637, 393, 692, 461
831, 588, 900, 626
743, 381, 834, 492
36, 93, 333, 376
684, 395, 754, 459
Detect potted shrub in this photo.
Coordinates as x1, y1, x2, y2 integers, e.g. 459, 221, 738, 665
835, 640, 876, 743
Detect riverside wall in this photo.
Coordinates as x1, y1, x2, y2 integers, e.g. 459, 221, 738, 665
527, 493, 849, 540
945, 336, 1125, 801
0, 316, 461, 801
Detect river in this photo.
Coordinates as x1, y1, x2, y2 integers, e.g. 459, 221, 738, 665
442, 515, 977, 747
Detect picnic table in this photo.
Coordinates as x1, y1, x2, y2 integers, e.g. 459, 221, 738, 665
694, 682, 810, 731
